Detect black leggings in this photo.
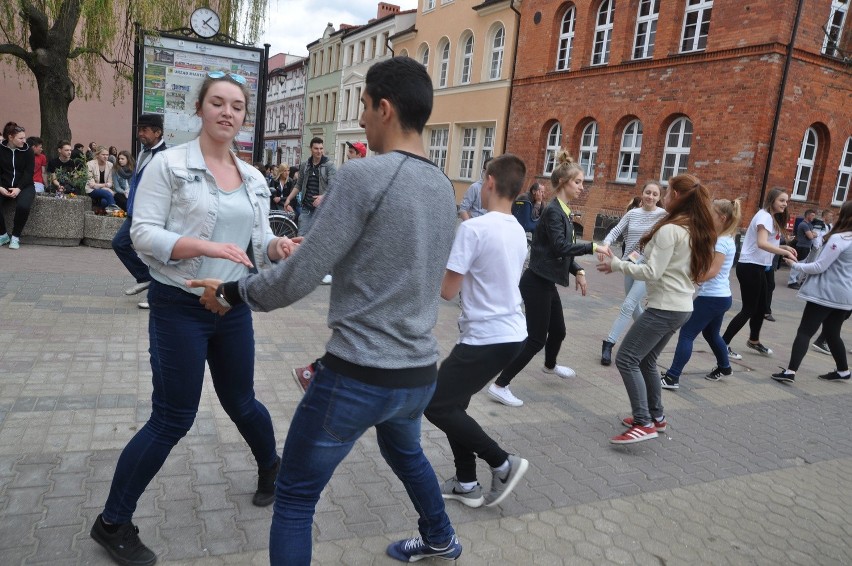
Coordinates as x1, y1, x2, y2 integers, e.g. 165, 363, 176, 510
723, 262, 768, 344
495, 270, 566, 387
788, 303, 850, 372
0, 186, 36, 237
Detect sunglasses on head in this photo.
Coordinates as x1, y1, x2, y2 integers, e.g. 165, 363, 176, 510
12, 126, 25, 133
207, 71, 247, 85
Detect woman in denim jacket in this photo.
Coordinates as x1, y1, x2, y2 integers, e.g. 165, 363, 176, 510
91, 73, 298, 566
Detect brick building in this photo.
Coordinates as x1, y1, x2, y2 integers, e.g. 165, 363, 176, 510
506, 0, 851, 238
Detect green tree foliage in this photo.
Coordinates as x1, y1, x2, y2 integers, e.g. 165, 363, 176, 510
0, 0, 267, 151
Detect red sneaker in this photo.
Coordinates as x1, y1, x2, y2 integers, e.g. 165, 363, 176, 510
292, 365, 314, 393
621, 416, 667, 432
611, 424, 658, 444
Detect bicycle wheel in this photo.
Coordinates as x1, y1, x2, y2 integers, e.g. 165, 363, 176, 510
268, 211, 298, 238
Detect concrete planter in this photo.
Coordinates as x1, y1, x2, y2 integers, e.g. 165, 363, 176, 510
1, 194, 86, 246
83, 212, 124, 248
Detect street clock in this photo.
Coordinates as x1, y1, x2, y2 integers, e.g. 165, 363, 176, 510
190, 7, 221, 39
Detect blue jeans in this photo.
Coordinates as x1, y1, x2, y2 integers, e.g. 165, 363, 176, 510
269, 364, 454, 566
606, 274, 646, 343
102, 281, 277, 523
667, 295, 733, 378
298, 207, 317, 237
111, 217, 151, 283
89, 188, 116, 208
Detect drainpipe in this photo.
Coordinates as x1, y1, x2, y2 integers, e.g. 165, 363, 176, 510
501, 0, 521, 154
759, 0, 805, 207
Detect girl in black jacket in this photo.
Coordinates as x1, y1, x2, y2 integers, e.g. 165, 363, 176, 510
0, 122, 36, 249
489, 150, 595, 407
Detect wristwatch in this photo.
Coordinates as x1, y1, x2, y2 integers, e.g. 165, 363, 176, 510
576, 270, 586, 276
215, 283, 231, 308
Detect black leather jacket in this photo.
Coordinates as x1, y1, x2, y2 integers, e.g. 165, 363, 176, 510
528, 199, 593, 286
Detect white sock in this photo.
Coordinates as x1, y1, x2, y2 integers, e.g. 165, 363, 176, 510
838, 370, 850, 377
458, 480, 478, 492
493, 460, 510, 475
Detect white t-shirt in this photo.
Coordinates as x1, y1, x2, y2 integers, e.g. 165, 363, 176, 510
446, 211, 528, 345
698, 235, 735, 297
738, 209, 780, 267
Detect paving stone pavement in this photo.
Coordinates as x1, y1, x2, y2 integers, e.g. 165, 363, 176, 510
0, 245, 850, 565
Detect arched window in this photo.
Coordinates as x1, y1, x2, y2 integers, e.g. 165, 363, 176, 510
618, 120, 643, 182
418, 43, 430, 69
556, 7, 576, 71
459, 34, 474, 84
660, 117, 693, 182
793, 127, 818, 200
591, 1, 615, 66
681, 0, 713, 53
399, 48, 409, 58
489, 25, 505, 80
438, 39, 450, 88
633, 0, 659, 59
823, 0, 849, 57
579, 122, 599, 177
544, 122, 562, 176
833, 137, 852, 204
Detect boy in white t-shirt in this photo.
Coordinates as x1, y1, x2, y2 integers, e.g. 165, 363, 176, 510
423, 155, 530, 509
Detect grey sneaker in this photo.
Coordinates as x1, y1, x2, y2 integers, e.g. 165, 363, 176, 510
746, 341, 773, 356
440, 477, 484, 508
485, 454, 529, 507
727, 346, 742, 360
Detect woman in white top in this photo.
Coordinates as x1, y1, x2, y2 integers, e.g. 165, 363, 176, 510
597, 174, 716, 444
85, 145, 117, 209
773, 200, 852, 383
722, 188, 797, 359
596, 182, 667, 365
660, 199, 742, 389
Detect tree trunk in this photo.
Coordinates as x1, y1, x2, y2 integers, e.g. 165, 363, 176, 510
31, 48, 75, 155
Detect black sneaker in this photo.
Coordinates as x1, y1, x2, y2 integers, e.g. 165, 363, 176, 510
771, 368, 795, 383
746, 341, 773, 356
727, 346, 743, 360
90, 514, 157, 566
705, 366, 733, 381
660, 372, 679, 390
252, 456, 280, 507
811, 340, 831, 356
386, 535, 462, 562
818, 371, 850, 382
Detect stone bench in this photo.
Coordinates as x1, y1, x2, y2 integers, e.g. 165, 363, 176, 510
1, 194, 122, 248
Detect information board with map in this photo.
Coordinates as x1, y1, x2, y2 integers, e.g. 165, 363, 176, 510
140, 33, 264, 161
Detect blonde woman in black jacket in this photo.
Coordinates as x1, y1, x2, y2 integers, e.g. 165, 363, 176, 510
488, 150, 595, 408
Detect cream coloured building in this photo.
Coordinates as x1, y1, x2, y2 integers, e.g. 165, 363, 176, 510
391, 0, 521, 200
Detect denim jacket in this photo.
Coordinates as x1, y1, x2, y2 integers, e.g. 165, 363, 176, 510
130, 138, 275, 283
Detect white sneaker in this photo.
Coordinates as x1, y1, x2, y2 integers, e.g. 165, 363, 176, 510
321, 274, 332, 285
125, 281, 150, 295
543, 365, 576, 379
137, 301, 150, 309
487, 384, 523, 407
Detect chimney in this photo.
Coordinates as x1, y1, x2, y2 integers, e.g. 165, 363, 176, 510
377, 2, 400, 19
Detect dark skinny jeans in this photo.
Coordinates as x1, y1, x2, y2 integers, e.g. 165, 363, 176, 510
723, 262, 768, 344
787, 302, 850, 372
0, 185, 36, 237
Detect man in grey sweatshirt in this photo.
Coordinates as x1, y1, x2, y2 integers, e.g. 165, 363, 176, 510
189, 57, 461, 564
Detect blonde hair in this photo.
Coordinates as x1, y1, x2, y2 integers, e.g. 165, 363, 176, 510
712, 198, 742, 237
550, 149, 583, 188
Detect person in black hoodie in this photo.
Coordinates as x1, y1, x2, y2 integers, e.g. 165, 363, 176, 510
0, 122, 35, 250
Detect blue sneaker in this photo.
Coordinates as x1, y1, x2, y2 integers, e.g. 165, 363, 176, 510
0, 233, 9, 246
386, 535, 462, 562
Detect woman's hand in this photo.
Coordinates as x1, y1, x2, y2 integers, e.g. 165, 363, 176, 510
783, 257, 797, 268
575, 272, 588, 296
269, 236, 302, 261
185, 278, 229, 315
203, 241, 254, 267
0, 186, 11, 197
597, 256, 614, 274
596, 244, 611, 262
6, 187, 21, 198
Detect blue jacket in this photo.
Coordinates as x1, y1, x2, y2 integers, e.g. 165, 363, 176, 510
127, 140, 167, 215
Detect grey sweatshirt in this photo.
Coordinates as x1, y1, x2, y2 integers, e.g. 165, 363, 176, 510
237, 150, 457, 385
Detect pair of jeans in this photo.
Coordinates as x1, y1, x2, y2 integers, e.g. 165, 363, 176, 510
667, 295, 732, 378
495, 270, 566, 387
605, 274, 646, 343
111, 217, 151, 283
269, 364, 454, 566
788, 246, 813, 284
297, 207, 317, 237
0, 185, 35, 237
615, 308, 691, 425
787, 302, 850, 372
102, 281, 277, 523
88, 188, 116, 208
424, 341, 524, 483
723, 262, 768, 344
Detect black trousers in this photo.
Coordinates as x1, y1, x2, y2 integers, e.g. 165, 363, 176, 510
0, 186, 36, 237
724, 262, 768, 344
495, 270, 566, 387
788, 302, 850, 372
424, 341, 524, 483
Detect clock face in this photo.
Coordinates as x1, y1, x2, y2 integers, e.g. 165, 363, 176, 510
190, 7, 221, 39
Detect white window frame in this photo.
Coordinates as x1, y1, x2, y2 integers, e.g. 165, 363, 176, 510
823, 0, 849, 57
429, 128, 449, 171
681, 0, 713, 53
419, 43, 430, 69
633, 0, 659, 60
617, 120, 643, 183
660, 117, 693, 183
438, 39, 450, 88
481, 127, 495, 165
489, 25, 505, 81
793, 127, 818, 201
459, 127, 478, 180
460, 34, 474, 85
424, 0, 436, 11
556, 7, 576, 71
579, 122, 599, 177
591, 0, 615, 66
833, 137, 852, 204
544, 122, 562, 176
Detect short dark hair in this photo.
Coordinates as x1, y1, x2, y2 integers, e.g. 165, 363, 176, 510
481, 156, 494, 171
365, 57, 432, 133
27, 136, 43, 147
486, 154, 526, 200
57, 139, 71, 149
74, 143, 84, 150
310, 137, 324, 147
804, 208, 816, 216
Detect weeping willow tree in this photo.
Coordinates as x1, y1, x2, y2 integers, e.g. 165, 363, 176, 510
0, 0, 268, 152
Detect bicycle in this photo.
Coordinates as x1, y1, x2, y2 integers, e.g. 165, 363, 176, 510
268, 209, 298, 239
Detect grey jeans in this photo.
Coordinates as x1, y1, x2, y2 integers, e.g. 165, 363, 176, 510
615, 308, 691, 426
